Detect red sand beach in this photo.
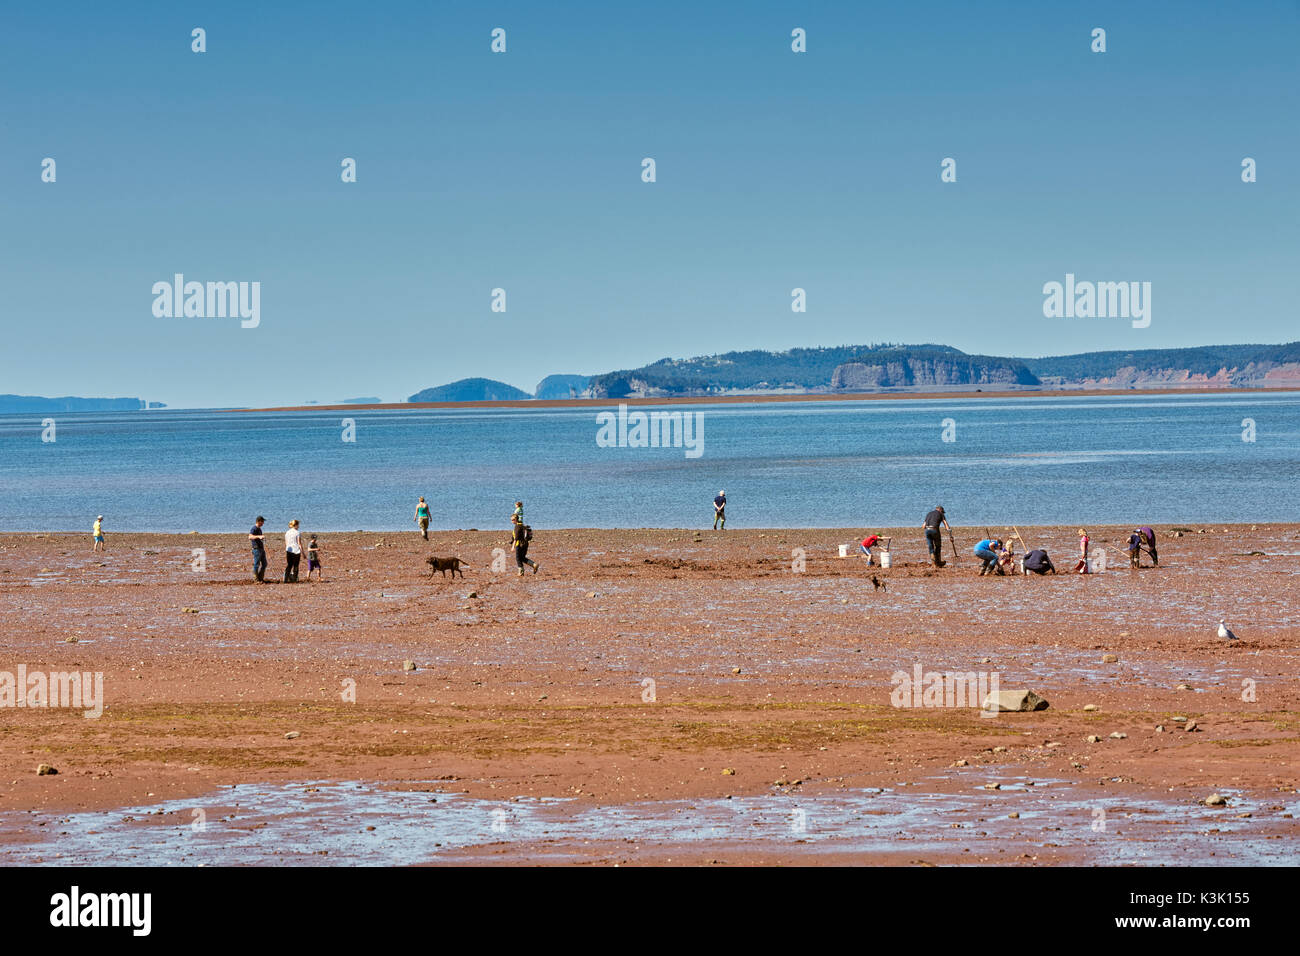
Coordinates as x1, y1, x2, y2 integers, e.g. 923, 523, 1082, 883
0, 524, 1296, 865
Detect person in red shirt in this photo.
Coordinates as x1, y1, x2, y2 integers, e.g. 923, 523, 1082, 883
859, 533, 881, 564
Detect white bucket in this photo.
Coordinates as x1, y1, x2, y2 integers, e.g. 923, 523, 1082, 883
838, 544, 849, 558
879, 550, 892, 569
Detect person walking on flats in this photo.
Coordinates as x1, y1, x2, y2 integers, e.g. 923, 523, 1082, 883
306, 535, 323, 582
510, 517, 538, 576
414, 497, 431, 540
92, 515, 106, 552
284, 519, 302, 583
713, 490, 726, 530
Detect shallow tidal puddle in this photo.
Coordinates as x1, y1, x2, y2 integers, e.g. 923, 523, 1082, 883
3, 775, 1295, 866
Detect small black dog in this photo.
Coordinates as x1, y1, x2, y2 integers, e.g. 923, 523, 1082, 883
427, 556, 469, 578
871, 574, 887, 592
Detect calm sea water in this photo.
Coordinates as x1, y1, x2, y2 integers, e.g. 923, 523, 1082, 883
1, 393, 1296, 532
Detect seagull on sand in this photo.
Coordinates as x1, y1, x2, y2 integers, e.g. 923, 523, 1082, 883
1217, 620, 1238, 640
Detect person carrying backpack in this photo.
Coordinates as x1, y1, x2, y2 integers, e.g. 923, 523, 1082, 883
511, 518, 539, 576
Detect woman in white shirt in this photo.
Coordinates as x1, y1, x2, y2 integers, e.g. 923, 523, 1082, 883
284, 519, 302, 583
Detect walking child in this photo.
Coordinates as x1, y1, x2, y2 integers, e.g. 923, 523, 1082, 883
306, 535, 323, 581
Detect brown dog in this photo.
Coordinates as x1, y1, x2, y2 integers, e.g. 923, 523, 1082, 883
427, 556, 469, 578
871, 574, 887, 592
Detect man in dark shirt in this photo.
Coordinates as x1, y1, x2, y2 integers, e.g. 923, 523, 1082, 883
1023, 549, 1056, 574
249, 516, 267, 582
923, 505, 949, 568
712, 491, 726, 531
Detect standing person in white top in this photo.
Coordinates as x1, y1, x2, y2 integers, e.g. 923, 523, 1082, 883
284, 519, 302, 583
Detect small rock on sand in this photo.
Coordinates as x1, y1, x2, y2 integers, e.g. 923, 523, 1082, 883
722, 768, 736, 776
1109, 732, 1127, 739
954, 759, 968, 767
1086, 735, 1102, 743
982, 689, 1049, 712
37, 764, 57, 775
1177, 683, 1193, 690
1185, 721, 1199, 732
467, 591, 479, 599
1008, 812, 1020, 819
1204, 794, 1228, 807
284, 731, 300, 740
402, 660, 417, 672
732, 667, 741, 674
1101, 654, 1119, 663
1083, 704, 1099, 712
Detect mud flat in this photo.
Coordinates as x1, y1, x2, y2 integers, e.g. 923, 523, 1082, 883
0, 525, 1297, 865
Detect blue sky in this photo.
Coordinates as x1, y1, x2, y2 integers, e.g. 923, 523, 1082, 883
3, 0, 1297, 408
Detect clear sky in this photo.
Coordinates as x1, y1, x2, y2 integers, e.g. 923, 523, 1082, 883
3, 0, 1296, 408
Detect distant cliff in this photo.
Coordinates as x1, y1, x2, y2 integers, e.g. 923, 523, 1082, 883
534, 374, 591, 400
831, 356, 1037, 389
405, 341, 1300, 404
1022, 343, 1300, 388
0, 395, 164, 413
585, 345, 1038, 397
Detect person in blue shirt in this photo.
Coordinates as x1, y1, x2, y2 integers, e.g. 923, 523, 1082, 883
974, 537, 1004, 576
712, 491, 726, 530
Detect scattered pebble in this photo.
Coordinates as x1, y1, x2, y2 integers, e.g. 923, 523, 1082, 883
721, 768, 736, 776
37, 764, 57, 776
1185, 721, 1199, 733
284, 731, 300, 740
1204, 794, 1227, 807
1101, 654, 1119, 664
1008, 812, 1020, 819
1086, 735, 1102, 743
1109, 732, 1127, 739
1083, 704, 1099, 712
402, 661, 417, 672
